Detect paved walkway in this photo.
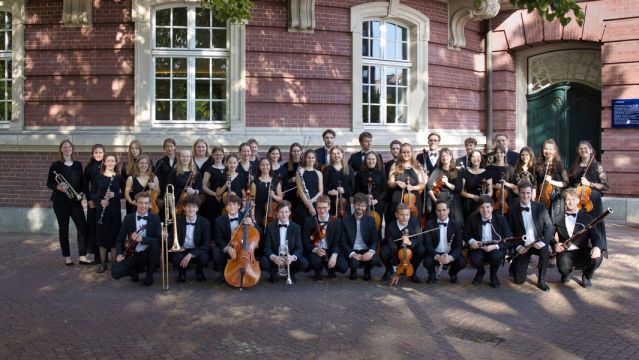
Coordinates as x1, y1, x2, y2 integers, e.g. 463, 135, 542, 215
1, 221, 638, 359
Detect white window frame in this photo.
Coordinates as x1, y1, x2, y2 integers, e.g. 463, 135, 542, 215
0, 0, 23, 130
351, 2, 429, 133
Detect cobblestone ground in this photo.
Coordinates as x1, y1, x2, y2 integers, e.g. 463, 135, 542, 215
1, 221, 637, 359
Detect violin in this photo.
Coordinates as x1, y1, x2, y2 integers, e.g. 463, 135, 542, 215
336, 180, 348, 218
537, 161, 552, 209
264, 175, 280, 227
494, 173, 509, 215
432, 177, 445, 198
390, 229, 414, 286
124, 224, 147, 258
310, 216, 328, 250
224, 190, 261, 289
175, 171, 196, 215
367, 177, 381, 230
577, 156, 594, 212
402, 178, 418, 218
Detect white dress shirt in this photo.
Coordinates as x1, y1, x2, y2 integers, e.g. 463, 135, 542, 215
565, 212, 579, 250
436, 219, 449, 253
520, 203, 535, 246
135, 213, 149, 252
183, 216, 196, 249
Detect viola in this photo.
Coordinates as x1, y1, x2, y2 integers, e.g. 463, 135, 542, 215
390, 229, 414, 286
124, 224, 147, 258
577, 156, 594, 212
402, 178, 418, 218
336, 180, 348, 218
432, 177, 445, 198
310, 216, 328, 250
265, 175, 280, 226
367, 177, 381, 230
224, 190, 261, 289
149, 188, 160, 215
537, 161, 552, 209
494, 173, 509, 215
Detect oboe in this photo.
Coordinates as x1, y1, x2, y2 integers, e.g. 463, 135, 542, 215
97, 175, 114, 225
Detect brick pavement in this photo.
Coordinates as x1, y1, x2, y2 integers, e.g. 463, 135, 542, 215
1, 221, 638, 359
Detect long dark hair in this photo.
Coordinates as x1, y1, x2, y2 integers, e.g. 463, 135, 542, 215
568, 140, 597, 178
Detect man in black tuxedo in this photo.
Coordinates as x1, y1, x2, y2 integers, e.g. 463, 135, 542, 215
464, 195, 512, 288
168, 195, 211, 282
454, 137, 477, 171
213, 194, 255, 283
384, 140, 402, 176
348, 131, 382, 174
380, 204, 425, 283
507, 180, 553, 291
302, 195, 348, 280
552, 188, 604, 288
486, 133, 518, 167
416, 132, 441, 176
261, 200, 309, 283
423, 200, 466, 284
339, 193, 380, 280
315, 129, 336, 168
112, 192, 162, 287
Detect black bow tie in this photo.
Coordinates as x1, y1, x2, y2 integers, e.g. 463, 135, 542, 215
279, 224, 288, 228
438, 222, 447, 227
229, 217, 238, 222
186, 222, 196, 226
565, 213, 577, 218
137, 216, 148, 221
481, 220, 491, 225
429, 152, 437, 156
521, 207, 530, 212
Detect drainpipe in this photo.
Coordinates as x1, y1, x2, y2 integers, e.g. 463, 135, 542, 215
486, 18, 493, 151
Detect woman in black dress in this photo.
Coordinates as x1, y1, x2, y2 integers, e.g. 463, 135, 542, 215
426, 147, 463, 226
83, 143, 105, 264
47, 139, 89, 266
354, 151, 387, 221
251, 158, 283, 228
513, 146, 537, 201
295, 149, 323, 225
167, 149, 202, 207
90, 154, 124, 273
268, 146, 288, 192
121, 140, 143, 214
124, 154, 159, 214
237, 142, 255, 181
202, 146, 226, 231
486, 145, 516, 215
568, 140, 610, 254
323, 146, 353, 217
535, 138, 568, 218
192, 138, 212, 216
215, 154, 247, 207
387, 143, 427, 224
460, 150, 493, 219
284, 142, 302, 214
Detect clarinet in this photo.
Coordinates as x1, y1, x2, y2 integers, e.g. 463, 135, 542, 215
97, 175, 115, 225
297, 166, 311, 200
435, 233, 454, 278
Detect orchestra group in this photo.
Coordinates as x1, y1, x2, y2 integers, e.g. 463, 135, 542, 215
47, 130, 610, 290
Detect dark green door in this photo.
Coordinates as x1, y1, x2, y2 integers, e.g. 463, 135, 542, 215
527, 82, 601, 168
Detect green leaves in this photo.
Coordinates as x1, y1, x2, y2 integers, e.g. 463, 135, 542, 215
509, 0, 585, 26
200, 0, 254, 24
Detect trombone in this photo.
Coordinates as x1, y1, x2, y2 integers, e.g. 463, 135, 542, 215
161, 184, 184, 290
53, 171, 83, 201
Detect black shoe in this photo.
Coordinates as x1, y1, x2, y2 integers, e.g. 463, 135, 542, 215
410, 274, 421, 284
490, 277, 501, 289
130, 274, 139, 283
215, 274, 226, 284
381, 270, 393, 282
142, 276, 153, 287
313, 271, 322, 281
537, 280, 550, 291
449, 274, 459, 284
363, 271, 372, 281
196, 271, 206, 282
177, 271, 186, 283
327, 270, 337, 279
581, 275, 592, 288
96, 264, 107, 273
79, 260, 95, 265
290, 274, 297, 283
472, 270, 485, 285
349, 271, 358, 280
426, 274, 437, 284
560, 275, 570, 284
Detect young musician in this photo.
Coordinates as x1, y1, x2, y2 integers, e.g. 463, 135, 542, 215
380, 204, 425, 283
535, 138, 568, 218
215, 154, 247, 206
124, 155, 159, 214
423, 200, 466, 284
507, 180, 553, 291
167, 149, 202, 204
83, 144, 105, 264
192, 139, 212, 184
237, 142, 255, 181
416, 132, 441, 176
464, 195, 512, 288
111, 192, 161, 287
251, 158, 283, 228
260, 200, 308, 283
121, 140, 143, 214
315, 129, 336, 168
47, 139, 89, 266
384, 140, 402, 176
426, 147, 463, 225
460, 150, 493, 220
302, 195, 348, 280
90, 154, 124, 274
486, 133, 519, 167
202, 145, 226, 233
455, 137, 477, 171
354, 151, 388, 222
246, 138, 259, 167
486, 145, 516, 213
285, 142, 302, 213
168, 195, 211, 282
339, 193, 380, 280
513, 146, 537, 200
552, 188, 604, 287
213, 194, 255, 282
323, 146, 353, 217
267, 146, 288, 190
152, 138, 177, 198
387, 143, 427, 224
295, 149, 323, 225
348, 131, 382, 174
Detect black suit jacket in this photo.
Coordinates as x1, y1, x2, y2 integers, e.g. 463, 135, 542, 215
263, 220, 303, 259
507, 201, 553, 248
315, 147, 331, 167
455, 155, 469, 171
464, 212, 513, 249
302, 216, 342, 254
339, 214, 379, 254
424, 218, 464, 258
384, 218, 422, 248
487, 150, 519, 167
416, 149, 438, 175
116, 212, 162, 256
348, 151, 382, 174
170, 215, 210, 258
551, 211, 603, 250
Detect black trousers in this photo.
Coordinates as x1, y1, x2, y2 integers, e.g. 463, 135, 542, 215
380, 243, 425, 273
511, 245, 550, 284
557, 248, 603, 280
347, 249, 380, 274
172, 248, 209, 275
308, 251, 348, 273
52, 200, 87, 257
260, 255, 309, 277
111, 244, 160, 281
468, 248, 506, 279
423, 253, 467, 276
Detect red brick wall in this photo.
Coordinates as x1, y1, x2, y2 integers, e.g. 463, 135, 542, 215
23, 0, 135, 127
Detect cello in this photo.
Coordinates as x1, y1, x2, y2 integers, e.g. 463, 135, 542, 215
367, 177, 381, 230
577, 156, 594, 212
224, 189, 261, 290
390, 229, 414, 286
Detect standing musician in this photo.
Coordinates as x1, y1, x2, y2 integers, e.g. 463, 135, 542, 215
552, 188, 604, 288
568, 141, 609, 255
513, 146, 537, 201
90, 154, 124, 274
455, 137, 477, 171
426, 147, 463, 225
348, 131, 382, 175
387, 143, 427, 225
315, 128, 336, 168
354, 151, 388, 224
416, 132, 441, 176
246, 138, 260, 168
121, 140, 143, 214
237, 142, 255, 181
486, 133, 519, 167
339, 193, 380, 281
323, 146, 353, 217
213, 194, 255, 283
251, 158, 283, 228
384, 140, 402, 176
260, 200, 308, 283
152, 138, 177, 200
302, 195, 348, 280
47, 139, 89, 266
460, 150, 493, 220
380, 204, 425, 283
295, 149, 323, 225
111, 192, 162, 287
201, 145, 226, 236
267, 146, 289, 190
192, 139, 212, 217
167, 149, 202, 204
507, 180, 553, 291
486, 145, 516, 212
124, 155, 159, 214
215, 154, 247, 208
535, 138, 568, 217
83, 144, 105, 264
423, 200, 466, 284
464, 195, 512, 288
167, 195, 211, 282
284, 142, 303, 214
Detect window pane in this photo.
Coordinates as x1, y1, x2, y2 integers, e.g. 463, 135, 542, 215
196, 8, 210, 27
195, 101, 210, 121
156, 28, 170, 47
370, 105, 380, 123
387, 106, 396, 123
0, 13, 5, 29
156, 57, 170, 75
387, 41, 397, 60
372, 21, 380, 38
362, 67, 369, 85
371, 39, 381, 58
173, 7, 187, 27
401, 42, 407, 60
156, 9, 170, 26
173, 79, 187, 99
362, 39, 369, 57
371, 85, 381, 104
362, 105, 369, 123
7, 31, 11, 49
156, 101, 170, 120
195, 80, 210, 99
173, 28, 187, 48
212, 59, 226, 78
401, 26, 408, 42
0, 102, 6, 121
362, 86, 368, 103
156, 79, 170, 99
196, 29, 210, 48
173, 101, 187, 120
6, 60, 10, 80
212, 15, 225, 27
387, 67, 397, 86
212, 102, 225, 121
387, 25, 396, 43
372, 66, 381, 84
0, 61, 4, 77
387, 86, 396, 105
397, 106, 407, 123
172, 58, 187, 77
211, 81, 225, 99
398, 88, 407, 106
0, 81, 5, 97
363, 21, 369, 37
195, 58, 210, 78
212, 30, 226, 49
400, 68, 408, 86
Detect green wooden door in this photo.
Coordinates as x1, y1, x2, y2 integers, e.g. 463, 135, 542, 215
527, 82, 601, 168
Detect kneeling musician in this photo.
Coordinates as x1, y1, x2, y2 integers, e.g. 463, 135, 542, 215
380, 203, 425, 283
423, 200, 466, 284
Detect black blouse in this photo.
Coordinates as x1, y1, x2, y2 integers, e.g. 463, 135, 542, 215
47, 160, 84, 202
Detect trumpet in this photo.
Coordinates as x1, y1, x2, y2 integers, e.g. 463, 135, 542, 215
161, 184, 184, 290
278, 239, 293, 285
53, 171, 83, 201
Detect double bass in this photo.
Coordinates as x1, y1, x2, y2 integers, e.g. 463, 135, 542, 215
224, 190, 261, 290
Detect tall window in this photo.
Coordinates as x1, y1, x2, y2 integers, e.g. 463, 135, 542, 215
152, 5, 227, 123
361, 20, 409, 125
0, 10, 11, 122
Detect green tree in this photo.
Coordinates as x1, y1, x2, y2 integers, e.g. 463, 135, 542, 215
200, 0, 254, 23
509, 0, 585, 26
